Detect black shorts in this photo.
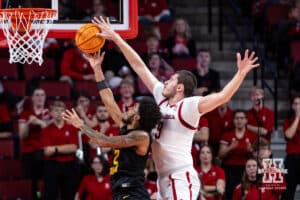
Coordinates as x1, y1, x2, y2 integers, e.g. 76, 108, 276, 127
112, 187, 150, 200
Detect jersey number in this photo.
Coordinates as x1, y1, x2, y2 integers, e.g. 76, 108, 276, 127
110, 149, 120, 175
154, 121, 164, 139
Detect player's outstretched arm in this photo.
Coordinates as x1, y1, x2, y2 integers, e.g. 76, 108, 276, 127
83, 51, 123, 127
92, 16, 158, 93
62, 109, 149, 149
198, 50, 259, 114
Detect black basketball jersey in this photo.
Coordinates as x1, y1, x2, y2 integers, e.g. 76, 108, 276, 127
110, 126, 151, 192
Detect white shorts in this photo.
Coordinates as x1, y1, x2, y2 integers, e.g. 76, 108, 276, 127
156, 168, 200, 200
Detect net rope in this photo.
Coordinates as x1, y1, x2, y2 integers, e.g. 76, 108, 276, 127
0, 9, 55, 65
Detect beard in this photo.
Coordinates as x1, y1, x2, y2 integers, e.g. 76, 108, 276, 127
122, 115, 134, 125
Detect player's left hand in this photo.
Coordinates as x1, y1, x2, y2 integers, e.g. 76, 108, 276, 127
236, 49, 260, 75
62, 108, 84, 128
83, 51, 105, 71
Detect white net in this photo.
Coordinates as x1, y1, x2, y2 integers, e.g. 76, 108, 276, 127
0, 9, 56, 65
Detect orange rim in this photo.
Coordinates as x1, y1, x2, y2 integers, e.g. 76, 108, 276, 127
0, 8, 57, 19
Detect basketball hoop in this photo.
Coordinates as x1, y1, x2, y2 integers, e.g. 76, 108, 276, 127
0, 8, 56, 65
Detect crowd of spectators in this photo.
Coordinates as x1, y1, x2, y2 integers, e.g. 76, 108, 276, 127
1, 0, 300, 200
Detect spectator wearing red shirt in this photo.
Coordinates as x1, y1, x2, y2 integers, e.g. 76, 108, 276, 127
205, 103, 234, 154
41, 101, 79, 200
60, 46, 95, 85
283, 95, 300, 200
192, 116, 209, 167
251, 138, 286, 199
141, 34, 169, 63
196, 145, 225, 200
246, 87, 274, 141
233, 158, 280, 200
138, 0, 171, 24
163, 17, 196, 58
75, 91, 96, 127
117, 78, 138, 112
218, 109, 256, 200
89, 103, 119, 161
18, 87, 50, 200
75, 155, 112, 200
138, 52, 174, 95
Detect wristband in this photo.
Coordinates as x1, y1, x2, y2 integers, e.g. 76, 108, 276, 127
96, 80, 110, 91
54, 147, 58, 155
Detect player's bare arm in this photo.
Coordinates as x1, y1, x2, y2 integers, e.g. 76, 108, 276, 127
198, 50, 259, 114
62, 109, 149, 154
83, 51, 123, 127
92, 16, 158, 93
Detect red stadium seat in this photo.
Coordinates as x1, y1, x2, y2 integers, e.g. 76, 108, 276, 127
24, 58, 56, 80
2, 80, 26, 97
266, 4, 289, 28
0, 179, 32, 200
74, 81, 99, 99
127, 39, 148, 54
39, 81, 71, 100
0, 160, 23, 179
0, 139, 14, 159
291, 41, 300, 65
172, 58, 197, 71
156, 22, 173, 40
0, 59, 18, 80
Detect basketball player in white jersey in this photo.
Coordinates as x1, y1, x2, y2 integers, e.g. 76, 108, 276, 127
92, 17, 259, 200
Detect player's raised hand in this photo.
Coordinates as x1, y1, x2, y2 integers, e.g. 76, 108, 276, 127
82, 51, 105, 71
92, 16, 118, 41
236, 49, 260, 75
62, 109, 84, 128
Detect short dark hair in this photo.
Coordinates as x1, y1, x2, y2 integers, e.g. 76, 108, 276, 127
252, 137, 270, 152
75, 90, 90, 101
233, 109, 247, 118
197, 48, 210, 54
50, 100, 66, 110
176, 70, 197, 97
138, 97, 161, 133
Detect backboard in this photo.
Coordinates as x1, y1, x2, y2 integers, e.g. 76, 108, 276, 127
0, 0, 138, 39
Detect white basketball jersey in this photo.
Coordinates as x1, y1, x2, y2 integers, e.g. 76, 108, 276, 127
152, 82, 202, 176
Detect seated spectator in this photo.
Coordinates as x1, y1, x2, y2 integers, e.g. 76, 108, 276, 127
89, 103, 119, 161
163, 17, 196, 58
283, 94, 300, 199
75, 155, 112, 200
218, 109, 256, 200
138, 52, 174, 95
196, 145, 225, 200
246, 87, 274, 141
192, 49, 221, 96
117, 78, 139, 112
141, 34, 169, 62
192, 116, 209, 167
41, 101, 79, 200
18, 87, 50, 200
232, 158, 282, 200
60, 44, 95, 85
205, 103, 234, 154
75, 91, 95, 127
138, 0, 171, 24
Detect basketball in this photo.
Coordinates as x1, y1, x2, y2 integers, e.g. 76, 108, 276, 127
75, 23, 105, 54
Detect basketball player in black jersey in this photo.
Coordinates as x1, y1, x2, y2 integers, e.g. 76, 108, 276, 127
62, 52, 161, 200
